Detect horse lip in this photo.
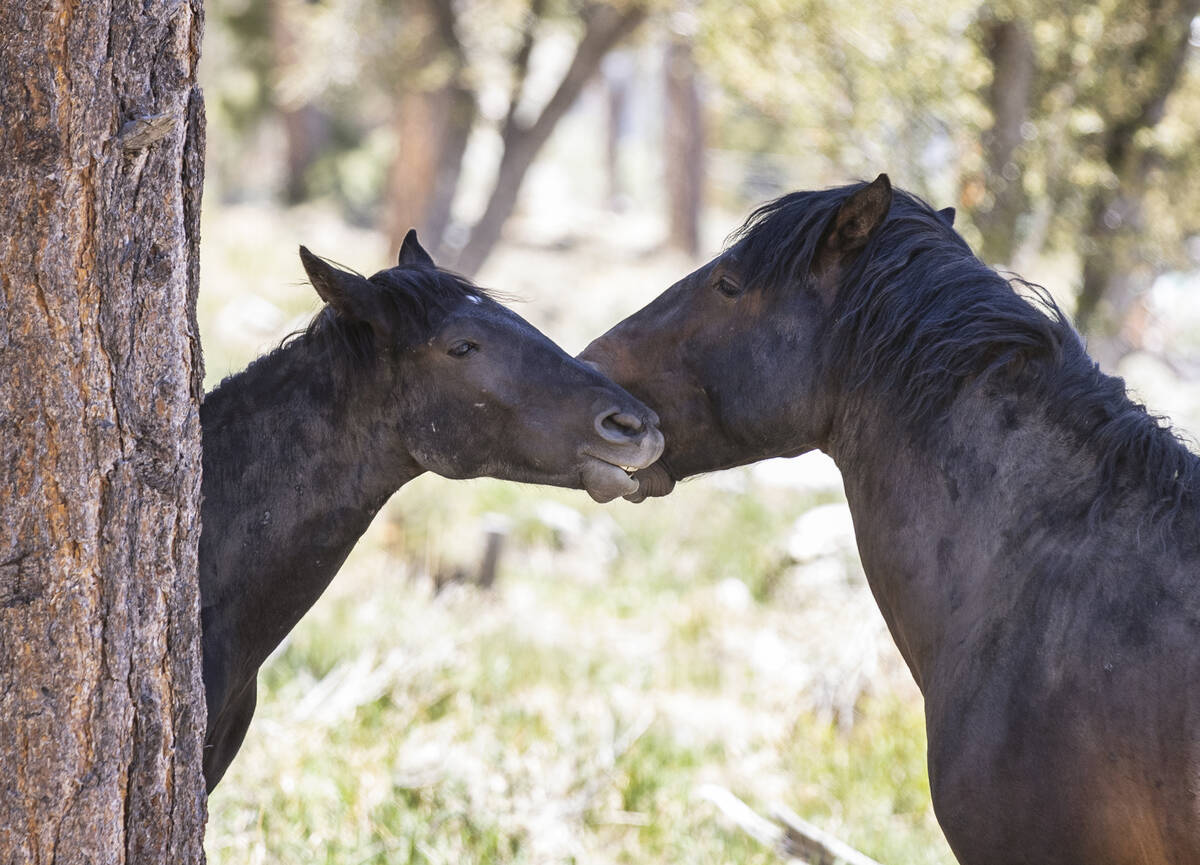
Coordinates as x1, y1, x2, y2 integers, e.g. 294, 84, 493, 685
582, 429, 664, 475
623, 457, 677, 503
583, 452, 653, 473
579, 455, 640, 502
584, 454, 635, 472
644, 457, 676, 484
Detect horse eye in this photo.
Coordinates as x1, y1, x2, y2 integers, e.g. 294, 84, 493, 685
715, 276, 743, 298
447, 340, 478, 358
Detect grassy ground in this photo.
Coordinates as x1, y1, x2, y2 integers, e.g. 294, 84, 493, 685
198, 202, 947, 864
204, 471, 952, 865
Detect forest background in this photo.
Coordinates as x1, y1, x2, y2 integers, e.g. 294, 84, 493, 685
197, 1, 1200, 862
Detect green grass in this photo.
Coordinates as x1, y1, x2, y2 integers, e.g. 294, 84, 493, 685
205, 476, 955, 865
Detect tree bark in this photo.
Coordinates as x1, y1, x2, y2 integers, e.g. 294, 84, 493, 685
663, 27, 704, 256
449, 3, 647, 277
423, 84, 477, 256
0, 0, 207, 861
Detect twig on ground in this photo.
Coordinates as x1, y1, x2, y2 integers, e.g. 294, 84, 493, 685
697, 784, 884, 865
568, 709, 657, 815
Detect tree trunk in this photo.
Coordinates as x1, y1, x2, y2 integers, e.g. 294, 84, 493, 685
424, 83, 476, 256
387, 87, 444, 244
663, 29, 704, 256
603, 52, 633, 210
449, 3, 647, 277
1074, 0, 1200, 357
383, 0, 476, 256
1077, 184, 1156, 368
280, 104, 329, 205
271, 0, 328, 205
0, 0, 207, 861
385, 82, 476, 255
972, 14, 1034, 266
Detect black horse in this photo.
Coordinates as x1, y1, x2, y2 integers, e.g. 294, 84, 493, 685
582, 176, 1200, 865
200, 231, 662, 791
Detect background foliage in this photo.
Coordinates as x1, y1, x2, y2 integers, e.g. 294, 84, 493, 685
200, 1, 1200, 861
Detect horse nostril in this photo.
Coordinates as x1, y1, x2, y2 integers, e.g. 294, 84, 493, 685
596, 409, 643, 442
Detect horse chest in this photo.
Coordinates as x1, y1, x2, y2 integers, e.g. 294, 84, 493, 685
922, 641, 1200, 865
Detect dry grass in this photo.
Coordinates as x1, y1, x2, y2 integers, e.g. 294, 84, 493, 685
198, 195, 1200, 864
205, 465, 953, 864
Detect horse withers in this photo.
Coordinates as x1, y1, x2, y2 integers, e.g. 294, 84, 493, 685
581, 176, 1200, 865
200, 231, 662, 791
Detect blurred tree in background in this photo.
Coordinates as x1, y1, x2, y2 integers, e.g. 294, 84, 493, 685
207, 0, 647, 271
663, 5, 705, 255
698, 0, 1200, 362
201, 0, 1200, 353
964, 0, 1200, 364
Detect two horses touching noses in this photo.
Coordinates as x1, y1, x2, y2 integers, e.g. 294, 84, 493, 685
582, 174, 1200, 865
200, 173, 1200, 865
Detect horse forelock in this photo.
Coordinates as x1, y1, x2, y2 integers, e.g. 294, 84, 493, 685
296, 266, 495, 366
733, 182, 1200, 534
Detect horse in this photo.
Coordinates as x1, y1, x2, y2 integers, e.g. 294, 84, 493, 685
580, 175, 1200, 865
200, 231, 663, 791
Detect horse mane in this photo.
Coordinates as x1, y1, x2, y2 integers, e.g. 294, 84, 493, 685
296, 264, 495, 366
732, 182, 1200, 530
207, 264, 494, 401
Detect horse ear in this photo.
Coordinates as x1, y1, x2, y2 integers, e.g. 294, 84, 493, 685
827, 174, 892, 255
398, 229, 435, 268
938, 206, 956, 226
816, 172, 892, 299
299, 246, 389, 330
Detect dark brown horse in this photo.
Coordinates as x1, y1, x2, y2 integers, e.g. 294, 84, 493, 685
200, 231, 662, 791
581, 176, 1200, 865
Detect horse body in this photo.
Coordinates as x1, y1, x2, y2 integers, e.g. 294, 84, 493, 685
837, 388, 1200, 864
582, 177, 1200, 863
199, 328, 414, 785
200, 233, 662, 791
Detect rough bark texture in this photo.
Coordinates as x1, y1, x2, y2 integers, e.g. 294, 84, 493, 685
449, 3, 647, 276
0, 0, 207, 861
663, 31, 704, 257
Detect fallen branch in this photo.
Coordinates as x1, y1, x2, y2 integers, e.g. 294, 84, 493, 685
697, 784, 884, 865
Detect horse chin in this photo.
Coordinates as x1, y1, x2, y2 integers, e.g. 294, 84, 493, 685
623, 462, 676, 503
580, 458, 640, 503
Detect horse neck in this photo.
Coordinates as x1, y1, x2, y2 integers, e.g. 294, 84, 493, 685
199, 340, 422, 675
826, 383, 1104, 692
